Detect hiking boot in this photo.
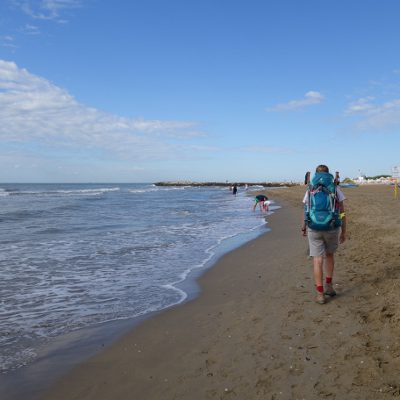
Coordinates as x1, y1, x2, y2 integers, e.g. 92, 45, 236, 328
324, 283, 337, 297
315, 292, 326, 304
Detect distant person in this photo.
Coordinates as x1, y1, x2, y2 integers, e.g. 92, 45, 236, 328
253, 194, 269, 212
334, 171, 340, 185
302, 164, 347, 304
232, 184, 238, 196
304, 171, 310, 185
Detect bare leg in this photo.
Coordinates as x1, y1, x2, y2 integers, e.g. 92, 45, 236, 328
324, 253, 334, 279
313, 256, 324, 287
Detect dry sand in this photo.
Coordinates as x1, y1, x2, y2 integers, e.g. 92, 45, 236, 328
42, 185, 400, 400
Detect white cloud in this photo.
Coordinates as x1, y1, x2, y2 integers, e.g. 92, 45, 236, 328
345, 97, 376, 115
240, 146, 292, 154
345, 96, 400, 131
267, 91, 324, 112
0, 35, 18, 49
0, 60, 203, 160
12, 0, 82, 21
22, 24, 41, 35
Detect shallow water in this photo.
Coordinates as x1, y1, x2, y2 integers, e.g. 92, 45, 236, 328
0, 183, 276, 373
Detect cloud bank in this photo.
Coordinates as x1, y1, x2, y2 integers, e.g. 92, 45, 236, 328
267, 91, 324, 112
0, 60, 202, 160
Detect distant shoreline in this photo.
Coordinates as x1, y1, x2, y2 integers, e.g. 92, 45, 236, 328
154, 181, 300, 187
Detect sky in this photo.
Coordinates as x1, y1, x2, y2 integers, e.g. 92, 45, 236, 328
1, 0, 400, 183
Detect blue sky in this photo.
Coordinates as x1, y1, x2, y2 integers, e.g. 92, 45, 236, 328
1, 0, 400, 183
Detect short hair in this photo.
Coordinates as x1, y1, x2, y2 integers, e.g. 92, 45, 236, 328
316, 164, 329, 173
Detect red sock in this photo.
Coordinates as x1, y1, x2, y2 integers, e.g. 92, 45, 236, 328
326, 277, 332, 284
316, 285, 324, 293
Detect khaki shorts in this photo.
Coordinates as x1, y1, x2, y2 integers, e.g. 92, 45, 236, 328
307, 228, 340, 257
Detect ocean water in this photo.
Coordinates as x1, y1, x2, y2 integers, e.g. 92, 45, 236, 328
0, 183, 276, 373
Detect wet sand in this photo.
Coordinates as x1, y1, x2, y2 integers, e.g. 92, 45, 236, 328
42, 184, 400, 399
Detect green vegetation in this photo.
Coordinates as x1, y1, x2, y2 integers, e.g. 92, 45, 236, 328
343, 177, 357, 184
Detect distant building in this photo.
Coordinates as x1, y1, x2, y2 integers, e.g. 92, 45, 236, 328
355, 169, 366, 183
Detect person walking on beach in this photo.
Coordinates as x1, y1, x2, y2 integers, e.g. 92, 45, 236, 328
302, 165, 347, 304
253, 194, 269, 212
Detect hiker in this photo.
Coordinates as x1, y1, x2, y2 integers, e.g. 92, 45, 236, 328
253, 194, 269, 212
302, 165, 347, 304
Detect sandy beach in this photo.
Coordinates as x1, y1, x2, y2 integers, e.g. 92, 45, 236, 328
39, 185, 400, 399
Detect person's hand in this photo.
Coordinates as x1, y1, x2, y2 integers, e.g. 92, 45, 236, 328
301, 227, 307, 237
339, 231, 346, 244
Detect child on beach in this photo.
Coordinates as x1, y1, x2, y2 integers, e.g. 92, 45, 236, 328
253, 194, 269, 212
302, 165, 347, 304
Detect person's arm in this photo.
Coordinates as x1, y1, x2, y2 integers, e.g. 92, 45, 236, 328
339, 201, 346, 243
301, 222, 307, 236
301, 210, 307, 236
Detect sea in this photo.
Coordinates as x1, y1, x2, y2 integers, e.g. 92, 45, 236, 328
0, 183, 277, 376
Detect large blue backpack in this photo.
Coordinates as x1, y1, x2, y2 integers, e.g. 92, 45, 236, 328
305, 172, 341, 231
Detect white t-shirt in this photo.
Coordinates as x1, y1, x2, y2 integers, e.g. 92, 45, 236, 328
303, 186, 346, 204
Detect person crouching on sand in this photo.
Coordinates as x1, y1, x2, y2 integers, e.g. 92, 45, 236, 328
302, 164, 347, 304
253, 194, 269, 212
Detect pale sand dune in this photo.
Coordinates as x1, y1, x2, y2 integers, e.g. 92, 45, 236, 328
42, 185, 400, 399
